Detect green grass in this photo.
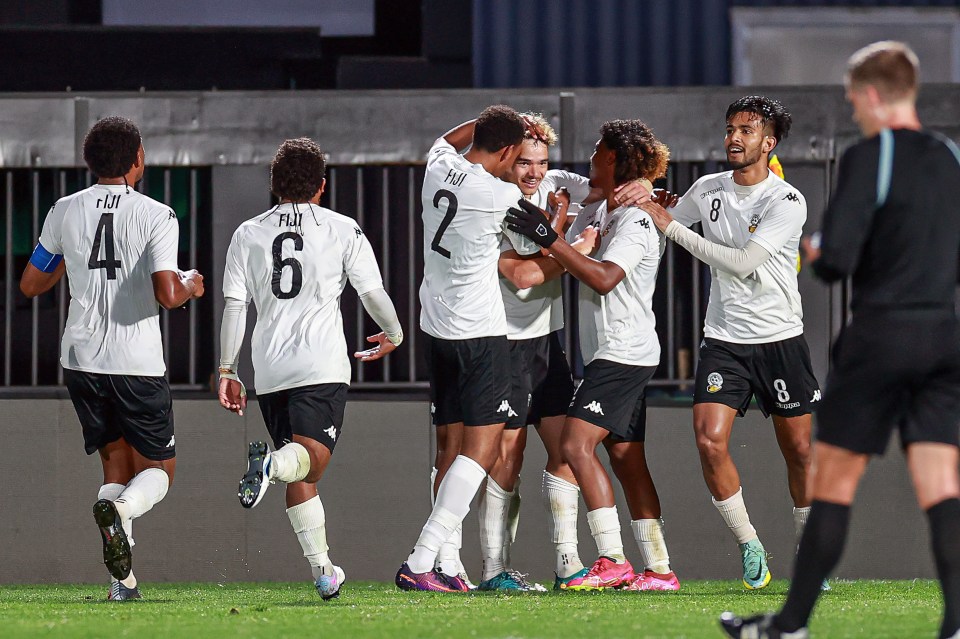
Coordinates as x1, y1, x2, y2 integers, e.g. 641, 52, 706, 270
0, 580, 942, 639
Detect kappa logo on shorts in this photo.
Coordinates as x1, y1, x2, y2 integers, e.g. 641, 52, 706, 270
583, 400, 604, 415
707, 372, 723, 393
324, 425, 337, 441
811, 389, 822, 402
165, 436, 176, 448
497, 399, 518, 417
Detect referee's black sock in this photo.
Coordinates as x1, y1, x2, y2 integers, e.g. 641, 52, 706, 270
775, 500, 850, 633
928, 498, 960, 639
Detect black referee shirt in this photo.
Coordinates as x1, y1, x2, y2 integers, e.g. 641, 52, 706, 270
814, 128, 960, 312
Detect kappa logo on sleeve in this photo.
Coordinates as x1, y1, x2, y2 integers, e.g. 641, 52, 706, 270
782, 192, 800, 203
168, 211, 176, 220
637, 218, 650, 230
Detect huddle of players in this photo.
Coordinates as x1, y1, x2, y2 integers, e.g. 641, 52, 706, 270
396, 88, 822, 595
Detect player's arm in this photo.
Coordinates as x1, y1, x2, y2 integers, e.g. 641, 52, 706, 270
20, 244, 65, 298
344, 226, 402, 362
506, 200, 626, 295
642, 200, 772, 278
218, 295, 249, 415
441, 119, 477, 152
499, 227, 598, 289
148, 208, 204, 309
806, 142, 882, 282
153, 270, 204, 309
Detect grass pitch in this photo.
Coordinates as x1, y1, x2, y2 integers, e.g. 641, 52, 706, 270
0, 579, 941, 638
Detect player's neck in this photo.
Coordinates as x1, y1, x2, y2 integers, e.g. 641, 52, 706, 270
280, 198, 321, 206
463, 149, 502, 177
871, 106, 921, 135
731, 164, 769, 187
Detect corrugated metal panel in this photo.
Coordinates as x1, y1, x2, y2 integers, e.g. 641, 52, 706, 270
473, 0, 958, 88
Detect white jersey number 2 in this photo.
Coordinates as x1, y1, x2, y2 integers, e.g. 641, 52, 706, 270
430, 189, 458, 258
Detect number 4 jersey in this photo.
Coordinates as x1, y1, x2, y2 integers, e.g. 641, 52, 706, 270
419, 138, 539, 340
222, 203, 385, 393
38, 184, 180, 376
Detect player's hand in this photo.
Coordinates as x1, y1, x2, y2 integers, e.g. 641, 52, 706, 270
218, 376, 247, 416
506, 199, 558, 248
354, 332, 398, 362
571, 226, 599, 256
181, 269, 205, 299
801, 233, 822, 265
613, 179, 652, 207
521, 114, 548, 144
651, 189, 680, 208
639, 200, 674, 233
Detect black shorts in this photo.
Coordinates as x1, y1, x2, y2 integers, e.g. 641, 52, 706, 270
694, 335, 821, 418
425, 334, 512, 427
567, 359, 656, 442
257, 383, 348, 453
817, 310, 960, 455
64, 369, 175, 461
505, 332, 576, 429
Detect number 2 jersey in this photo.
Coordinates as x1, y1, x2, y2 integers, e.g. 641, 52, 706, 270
671, 170, 807, 344
38, 184, 179, 376
222, 203, 385, 394
419, 138, 539, 340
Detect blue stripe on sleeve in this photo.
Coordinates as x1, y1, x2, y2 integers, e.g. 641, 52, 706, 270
28, 242, 63, 273
875, 128, 894, 208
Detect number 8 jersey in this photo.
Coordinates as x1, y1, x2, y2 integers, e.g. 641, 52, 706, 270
38, 184, 179, 376
222, 203, 385, 393
419, 138, 539, 340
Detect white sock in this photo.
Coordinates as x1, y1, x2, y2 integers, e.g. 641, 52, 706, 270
586, 506, 624, 562
435, 523, 464, 577
793, 506, 810, 547
543, 471, 584, 577
268, 443, 311, 483
631, 518, 671, 574
504, 476, 521, 567
408, 455, 486, 574
113, 468, 169, 522
712, 487, 758, 545
287, 495, 332, 580
98, 483, 134, 548
479, 478, 513, 580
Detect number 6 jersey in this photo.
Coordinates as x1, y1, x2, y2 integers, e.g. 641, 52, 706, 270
222, 203, 385, 393
38, 183, 179, 376
419, 138, 539, 340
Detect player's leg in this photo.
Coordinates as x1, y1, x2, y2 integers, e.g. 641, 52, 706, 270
97, 438, 142, 600
433, 423, 470, 584
907, 443, 960, 639
537, 414, 585, 588
478, 426, 528, 590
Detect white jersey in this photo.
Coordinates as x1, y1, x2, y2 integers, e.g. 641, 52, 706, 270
38, 184, 179, 376
499, 170, 592, 340
567, 201, 662, 366
419, 138, 540, 340
222, 203, 385, 394
672, 170, 806, 344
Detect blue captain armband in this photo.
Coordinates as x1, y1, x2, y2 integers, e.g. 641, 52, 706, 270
29, 242, 63, 273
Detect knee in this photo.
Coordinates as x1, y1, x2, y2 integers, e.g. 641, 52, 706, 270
786, 437, 812, 469
561, 438, 591, 468
695, 426, 728, 466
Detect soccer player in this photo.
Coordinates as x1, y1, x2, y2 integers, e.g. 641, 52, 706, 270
396, 105, 542, 592
506, 119, 680, 592
19, 116, 204, 601
721, 41, 960, 639
217, 138, 402, 601
641, 96, 820, 590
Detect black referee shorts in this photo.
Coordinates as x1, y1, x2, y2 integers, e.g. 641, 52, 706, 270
694, 335, 821, 418
817, 310, 960, 455
64, 369, 175, 461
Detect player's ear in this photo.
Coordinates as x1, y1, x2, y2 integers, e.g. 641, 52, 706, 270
765, 136, 778, 154
315, 178, 326, 200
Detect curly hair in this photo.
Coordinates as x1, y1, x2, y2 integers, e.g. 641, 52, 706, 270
82, 116, 142, 179
600, 119, 670, 185
520, 112, 557, 146
725, 96, 792, 144
472, 105, 526, 153
270, 138, 326, 202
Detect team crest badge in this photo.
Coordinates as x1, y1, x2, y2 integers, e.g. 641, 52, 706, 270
748, 214, 760, 233
707, 372, 724, 393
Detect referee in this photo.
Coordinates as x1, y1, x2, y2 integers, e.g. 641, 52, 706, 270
722, 41, 960, 639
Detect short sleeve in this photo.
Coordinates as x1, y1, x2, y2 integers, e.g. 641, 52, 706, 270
426, 138, 456, 170
494, 182, 540, 256
749, 190, 806, 257
602, 208, 656, 275
222, 226, 251, 301
37, 203, 64, 254
566, 201, 599, 243
343, 225, 385, 296
544, 169, 592, 203
147, 207, 180, 274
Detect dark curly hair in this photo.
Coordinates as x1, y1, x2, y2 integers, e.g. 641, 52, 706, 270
472, 105, 526, 153
82, 116, 141, 179
725, 96, 792, 144
270, 138, 326, 202
600, 119, 670, 185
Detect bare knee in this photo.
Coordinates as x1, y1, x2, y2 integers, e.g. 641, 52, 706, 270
561, 438, 593, 469
695, 424, 729, 468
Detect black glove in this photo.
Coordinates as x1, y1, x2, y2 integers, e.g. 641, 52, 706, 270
505, 198, 558, 248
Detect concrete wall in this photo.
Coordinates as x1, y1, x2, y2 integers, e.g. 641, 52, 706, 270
0, 399, 933, 585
